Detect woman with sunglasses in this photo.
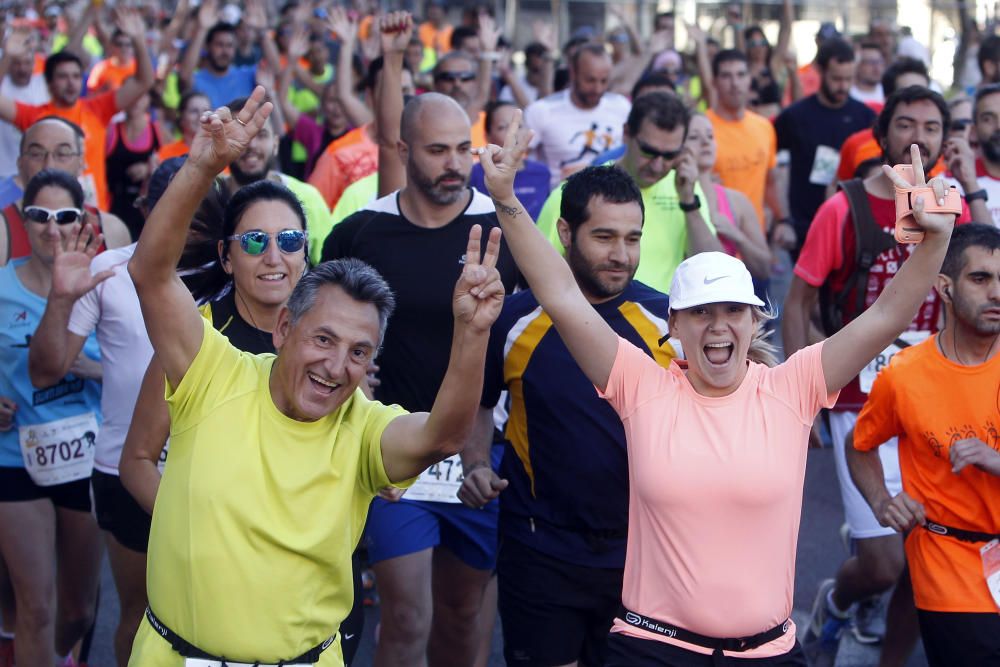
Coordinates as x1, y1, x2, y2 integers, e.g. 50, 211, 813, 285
121, 179, 310, 517
685, 114, 772, 280
0, 169, 105, 666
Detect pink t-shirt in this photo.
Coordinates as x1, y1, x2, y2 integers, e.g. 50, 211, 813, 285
599, 338, 838, 657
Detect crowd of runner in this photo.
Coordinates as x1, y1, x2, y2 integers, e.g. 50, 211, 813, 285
0, 1, 997, 667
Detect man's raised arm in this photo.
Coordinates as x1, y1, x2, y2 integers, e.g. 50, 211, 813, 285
379, 224, 507, 483
128, 87, 273, 389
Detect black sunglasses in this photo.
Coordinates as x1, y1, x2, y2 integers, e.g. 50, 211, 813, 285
950, 119, 972, 132
226, 230, 306, 255
23, 206, 83, 225
636, 140, 684, 162
435, 71, 476, 83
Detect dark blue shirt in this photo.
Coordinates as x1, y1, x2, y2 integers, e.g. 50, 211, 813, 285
482, 281, 674, 568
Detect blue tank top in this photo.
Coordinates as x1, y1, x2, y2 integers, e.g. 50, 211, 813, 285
0, 259, 103, 468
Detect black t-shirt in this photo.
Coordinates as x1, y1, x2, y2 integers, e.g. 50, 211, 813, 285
322, 188, 520, 412
774, 94, 876, 237
204, 289, 276, 355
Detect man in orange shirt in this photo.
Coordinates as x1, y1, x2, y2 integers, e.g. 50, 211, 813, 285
418, 0, 452, 57
0, 8, 154, 211
706, 49, 784, 233
87, 29, 137, 94
850, 222, 1000, 667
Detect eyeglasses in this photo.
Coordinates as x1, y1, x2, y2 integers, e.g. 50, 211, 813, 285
23, 206, 83, 225
22, 148, 81, 163
226, 230, 306, 255
636, 139, 684, 162
435, 71, 476, 83
747, 38, 768, 47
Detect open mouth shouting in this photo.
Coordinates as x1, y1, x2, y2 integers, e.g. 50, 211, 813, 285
703, 341, 735, 367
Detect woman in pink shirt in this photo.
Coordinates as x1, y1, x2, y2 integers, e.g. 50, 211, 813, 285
479, 122, 956, 666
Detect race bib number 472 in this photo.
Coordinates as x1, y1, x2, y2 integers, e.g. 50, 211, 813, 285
404, 454, 465, 504
19, 412, 97, 487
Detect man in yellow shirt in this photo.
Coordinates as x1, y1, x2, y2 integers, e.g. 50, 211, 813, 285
125, 86, 506, 666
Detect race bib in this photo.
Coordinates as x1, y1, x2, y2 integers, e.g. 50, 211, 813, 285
981, 539, 1000, 611
404, 454, 465, 503
19, 412, 98, 487
809, 145, 841, 186
859, 331, 929, 394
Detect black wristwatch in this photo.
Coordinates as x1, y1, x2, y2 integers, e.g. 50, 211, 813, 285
679, 195, 701, 213
965, 188, 989, 203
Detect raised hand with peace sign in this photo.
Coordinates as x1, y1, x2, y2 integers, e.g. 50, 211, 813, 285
187, 85, 274, 176
453, 225, 505, 334
477, 108, 533, 203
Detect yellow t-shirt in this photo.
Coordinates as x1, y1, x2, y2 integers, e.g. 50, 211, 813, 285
129, 319, 407, 666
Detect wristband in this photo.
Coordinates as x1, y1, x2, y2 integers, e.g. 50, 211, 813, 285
479, 51, 501, 61
679, 195, 701, 213
965, 188, 989, 203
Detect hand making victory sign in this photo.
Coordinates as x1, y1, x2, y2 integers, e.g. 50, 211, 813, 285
882, 143, 958, 240
452, 224, 506, 335
187, 85, 274, 176
477, 108, 534, 200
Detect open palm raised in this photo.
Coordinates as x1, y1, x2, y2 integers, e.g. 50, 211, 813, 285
187, 86, 274, 176
51, 222, 114, 302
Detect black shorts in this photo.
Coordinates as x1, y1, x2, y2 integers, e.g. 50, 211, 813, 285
917, 609, 1000, 667
0, 465, 91, 512
604, 633, 807, 667
92, 469, 151, 553
498, 536, 624, 667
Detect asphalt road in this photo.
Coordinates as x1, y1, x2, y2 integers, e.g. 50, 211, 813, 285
80, 447, 927, 667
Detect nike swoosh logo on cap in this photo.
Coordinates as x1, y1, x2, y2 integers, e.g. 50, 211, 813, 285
703, 275, 727, 284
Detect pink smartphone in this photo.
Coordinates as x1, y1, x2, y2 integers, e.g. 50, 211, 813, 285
893, 164, 925, 244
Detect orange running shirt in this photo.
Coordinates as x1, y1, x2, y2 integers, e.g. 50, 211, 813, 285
419, 22, 453, 54
87, 58, 136, 93
854, 337, 1000, 613
706, 108, 777, 229
157, 139, 189, 161
309, 128, 377, 210
599, 338, 839, 657
15, 92, 118, 210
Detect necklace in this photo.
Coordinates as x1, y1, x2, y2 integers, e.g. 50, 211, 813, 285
937, 328, 1000, 365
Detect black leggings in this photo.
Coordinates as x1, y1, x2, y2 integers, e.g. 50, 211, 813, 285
918, 609, 1000, 667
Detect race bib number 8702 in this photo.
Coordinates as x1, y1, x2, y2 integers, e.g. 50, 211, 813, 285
19, 412, 97, 487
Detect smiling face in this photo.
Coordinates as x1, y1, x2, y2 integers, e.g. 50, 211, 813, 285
557, 196, 643, 302
271, 284, 381, 421
24, 185, 80, 265
230, 119, 277, 185
670, 302, 754, 396
220, 199, 307, 317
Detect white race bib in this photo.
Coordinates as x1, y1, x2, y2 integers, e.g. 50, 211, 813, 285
19, 412, 98, 486
859, 331, 929, 394
808, 145, 841, 186
404, 454, 465, 503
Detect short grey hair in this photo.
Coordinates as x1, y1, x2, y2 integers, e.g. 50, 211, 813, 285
286, 259, 396, 346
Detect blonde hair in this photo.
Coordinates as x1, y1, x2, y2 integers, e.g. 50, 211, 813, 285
748, 305, 780, 368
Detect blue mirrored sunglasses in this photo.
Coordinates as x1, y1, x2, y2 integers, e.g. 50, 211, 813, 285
226, 230, 306, 255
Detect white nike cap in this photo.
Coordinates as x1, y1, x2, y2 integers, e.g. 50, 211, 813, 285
668, 252, 765, 314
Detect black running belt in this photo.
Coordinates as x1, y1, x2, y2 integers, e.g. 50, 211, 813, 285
145, 607, 335, 665
924, 520, 1000, 544
619, 606, 790, 653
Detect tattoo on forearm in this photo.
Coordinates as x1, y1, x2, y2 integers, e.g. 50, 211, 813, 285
492, 198, 522, 217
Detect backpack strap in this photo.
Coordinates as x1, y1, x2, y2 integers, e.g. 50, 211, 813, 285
831, 179, 897, 324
